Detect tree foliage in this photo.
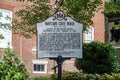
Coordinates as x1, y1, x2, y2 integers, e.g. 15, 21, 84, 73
109, 22, 120, 30
104, 0, 120, 15
13, 0, 102, 38
62, 0, 102, 24
0, 46, 29, 80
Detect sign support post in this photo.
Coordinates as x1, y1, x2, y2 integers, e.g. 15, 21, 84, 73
50, 55, 70, 80
57, 55, 62, 80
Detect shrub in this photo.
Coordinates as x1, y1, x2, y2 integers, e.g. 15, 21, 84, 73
75, 42, 119, 74
51, 71, 120, 80
0, 46, 29, 80
104, 73, 120, 80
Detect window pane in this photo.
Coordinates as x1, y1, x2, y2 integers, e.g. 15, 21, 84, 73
84, 27, 94, 43
0, 8, 12, 48
34, 64, 37, 71
40, 64, 45, 72
37, 64, 41, 71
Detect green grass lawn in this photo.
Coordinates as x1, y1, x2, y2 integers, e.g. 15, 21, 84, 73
30, 75, 52, 80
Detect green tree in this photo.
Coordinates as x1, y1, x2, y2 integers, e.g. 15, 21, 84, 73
104, 0, 120, 15
0, 46, 28, 80
13, 0, 102, 37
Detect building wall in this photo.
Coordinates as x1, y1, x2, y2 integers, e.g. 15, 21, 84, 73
93, 11, 105, 42
92, 0, 105, 42
0, 0, 105, 77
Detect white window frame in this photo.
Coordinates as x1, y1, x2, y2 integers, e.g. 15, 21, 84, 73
84, 26, 94, 43
32, 60, 48, 74
0, 8, 12, 48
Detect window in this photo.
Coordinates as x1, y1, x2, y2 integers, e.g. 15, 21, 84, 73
34, 64, 45, 72
84, 27, 94, 43
32, 60, 48, 73
109, 21, 120, 42
107, 21, 120, 47
0, 8, 12, 48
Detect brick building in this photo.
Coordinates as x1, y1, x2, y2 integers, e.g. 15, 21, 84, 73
0, 0, 105, 77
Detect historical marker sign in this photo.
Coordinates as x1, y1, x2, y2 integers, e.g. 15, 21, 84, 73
37, 11, 83, 58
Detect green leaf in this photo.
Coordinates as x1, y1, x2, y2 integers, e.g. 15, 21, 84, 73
13, 0, 102, 38
0, 34, 4, 40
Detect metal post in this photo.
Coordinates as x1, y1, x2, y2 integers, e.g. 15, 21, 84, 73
50, 56, 70, 80
57, 55, 62, 80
